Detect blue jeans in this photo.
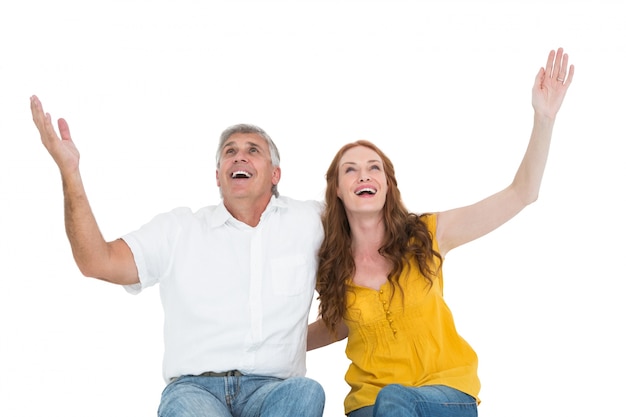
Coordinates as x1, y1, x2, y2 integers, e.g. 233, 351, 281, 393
348, 385, 477, 417
158, 374, 325, 417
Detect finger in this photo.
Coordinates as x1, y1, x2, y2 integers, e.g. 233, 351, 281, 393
552, 48, 564, 80
534, 67, 545, 91
42, 112, 60, 144
30, 94, 41, 111
557, 53, 569, 84
563, 64, 575, 88
58, 118, 72, 142
30, 95, 46, 127
30, 96, 57, 142
545, 49, 556, 78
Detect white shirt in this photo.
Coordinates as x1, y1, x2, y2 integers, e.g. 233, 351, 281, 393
122, 196, 323, 382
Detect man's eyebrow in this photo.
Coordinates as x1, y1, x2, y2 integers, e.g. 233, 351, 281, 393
222, 140, 263, 150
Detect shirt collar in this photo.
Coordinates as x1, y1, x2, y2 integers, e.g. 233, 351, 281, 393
210, 195, 285, 228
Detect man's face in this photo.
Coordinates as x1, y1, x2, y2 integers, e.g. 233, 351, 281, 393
216, 133, 280, 203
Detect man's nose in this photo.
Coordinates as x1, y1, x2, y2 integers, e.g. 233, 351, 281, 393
234, 151, 248, 163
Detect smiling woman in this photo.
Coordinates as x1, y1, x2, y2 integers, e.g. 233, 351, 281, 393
338, 146, 388, 211
308, 46, 576, 417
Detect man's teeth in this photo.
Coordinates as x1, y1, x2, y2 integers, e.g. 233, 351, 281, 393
232, 171, 252, 178
356, 188, 376, 195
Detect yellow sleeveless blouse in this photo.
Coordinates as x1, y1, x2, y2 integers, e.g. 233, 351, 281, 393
342, 214, 480, 414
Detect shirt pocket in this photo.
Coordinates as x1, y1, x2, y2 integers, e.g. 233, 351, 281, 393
270, 254, 312, 296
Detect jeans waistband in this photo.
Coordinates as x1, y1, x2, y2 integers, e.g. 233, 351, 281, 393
199, 370, 243, 377
170, 370, 244, 382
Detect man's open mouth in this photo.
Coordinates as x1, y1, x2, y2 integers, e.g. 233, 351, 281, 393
231, 170, 252, 179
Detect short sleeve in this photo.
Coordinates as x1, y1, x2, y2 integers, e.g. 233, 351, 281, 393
120, 208, 188, 294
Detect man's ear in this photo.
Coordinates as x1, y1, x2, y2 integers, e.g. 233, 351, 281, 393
272, 166, 281, 185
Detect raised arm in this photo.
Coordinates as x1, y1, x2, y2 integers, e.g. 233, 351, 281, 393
31, 95, 139, 285
436, 48, 574, 257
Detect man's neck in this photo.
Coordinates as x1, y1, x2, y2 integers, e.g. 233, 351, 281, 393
224, 194, 273, 227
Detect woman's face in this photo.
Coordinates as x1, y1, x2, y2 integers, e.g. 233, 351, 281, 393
336, 145, 388, 216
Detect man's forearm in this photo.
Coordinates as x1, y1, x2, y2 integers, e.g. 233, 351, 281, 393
61, 171, 110, 278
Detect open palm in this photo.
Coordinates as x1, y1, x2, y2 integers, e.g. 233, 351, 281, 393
532, 48, 575, 120
30, 95, 80, 174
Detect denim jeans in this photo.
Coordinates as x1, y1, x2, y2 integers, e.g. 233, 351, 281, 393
158, 374, 325, 417
348, 385, 477, 417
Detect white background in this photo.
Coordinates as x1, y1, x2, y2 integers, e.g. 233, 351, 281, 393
1, 1, 625, 416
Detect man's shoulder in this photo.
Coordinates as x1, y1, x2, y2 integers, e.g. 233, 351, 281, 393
273, 196, 323, 216
154, 204, 222, 223
275, 195, 322, 209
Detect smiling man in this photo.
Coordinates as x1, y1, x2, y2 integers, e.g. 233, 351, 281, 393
215, 127, 282, 225
30, 98, 326, 417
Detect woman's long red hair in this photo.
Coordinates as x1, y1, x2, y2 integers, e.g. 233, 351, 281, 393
316, 140, 442, 336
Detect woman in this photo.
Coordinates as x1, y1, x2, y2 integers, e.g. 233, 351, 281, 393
308, 48, 574, 417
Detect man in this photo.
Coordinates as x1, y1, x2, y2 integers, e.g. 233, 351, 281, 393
30, 95, 325, 417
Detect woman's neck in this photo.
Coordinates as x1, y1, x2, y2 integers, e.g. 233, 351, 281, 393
349, 213, 391, 290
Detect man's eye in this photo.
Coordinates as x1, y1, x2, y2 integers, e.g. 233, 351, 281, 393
249, 148, 258, 153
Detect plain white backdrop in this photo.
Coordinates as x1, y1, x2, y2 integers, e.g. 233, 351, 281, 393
1, 1, 625, 416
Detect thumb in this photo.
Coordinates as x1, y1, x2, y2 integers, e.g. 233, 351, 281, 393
57, 118, 73, 142
533, 67, 545, 91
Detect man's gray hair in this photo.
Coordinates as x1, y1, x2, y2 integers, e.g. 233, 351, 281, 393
216, 123, 281, 197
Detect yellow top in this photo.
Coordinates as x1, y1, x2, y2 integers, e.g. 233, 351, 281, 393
343, 214, 480, 414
